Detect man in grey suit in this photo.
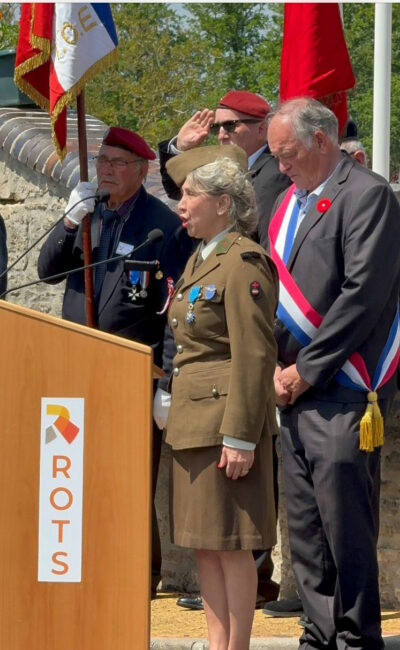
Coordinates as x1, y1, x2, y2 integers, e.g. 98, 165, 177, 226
267, 97, 400, 649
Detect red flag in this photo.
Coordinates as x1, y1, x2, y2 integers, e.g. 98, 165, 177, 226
14, 4, 64, 156
280, 3, 356, 135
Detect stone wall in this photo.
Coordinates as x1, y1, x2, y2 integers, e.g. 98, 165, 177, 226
0, 114, 399, 607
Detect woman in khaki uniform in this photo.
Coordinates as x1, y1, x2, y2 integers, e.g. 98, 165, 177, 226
164, 145, 278, 650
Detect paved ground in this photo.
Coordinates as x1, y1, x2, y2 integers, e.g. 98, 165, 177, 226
151, 592, 400, 649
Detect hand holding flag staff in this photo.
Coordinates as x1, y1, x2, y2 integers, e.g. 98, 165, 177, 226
14, 3, 118, 327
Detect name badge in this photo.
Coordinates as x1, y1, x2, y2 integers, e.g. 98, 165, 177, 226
116, 241, 134, 256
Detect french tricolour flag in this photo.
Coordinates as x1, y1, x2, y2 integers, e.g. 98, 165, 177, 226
15, 3, 118, 160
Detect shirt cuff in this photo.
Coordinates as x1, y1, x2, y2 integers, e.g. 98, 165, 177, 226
222, 435, 256, 451
167, 136, 180, 154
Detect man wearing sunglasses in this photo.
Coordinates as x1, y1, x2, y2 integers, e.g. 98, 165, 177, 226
159, 90, 291, 245
38, 126, 193, 601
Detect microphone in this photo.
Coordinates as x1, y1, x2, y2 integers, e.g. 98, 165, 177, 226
1, 228, 165, 299
0, 189, 109, 282
147, 228, 163, 243
95, 189, 110, 203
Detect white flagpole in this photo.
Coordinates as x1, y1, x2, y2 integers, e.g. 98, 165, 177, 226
372, 3, 392, 180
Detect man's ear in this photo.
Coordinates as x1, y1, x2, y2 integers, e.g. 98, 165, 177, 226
315, 130, 329, 152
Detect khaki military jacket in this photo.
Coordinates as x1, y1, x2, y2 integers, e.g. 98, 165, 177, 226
165, 231, 279, 450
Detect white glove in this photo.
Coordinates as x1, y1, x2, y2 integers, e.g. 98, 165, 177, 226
153, 387, 171, 430
65, 182, 97, 225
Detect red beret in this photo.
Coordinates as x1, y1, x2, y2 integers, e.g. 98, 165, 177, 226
102, 126, 156, 160
218, 90, 270, 119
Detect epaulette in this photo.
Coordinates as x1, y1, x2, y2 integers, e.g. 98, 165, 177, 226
215, 237, 233, 254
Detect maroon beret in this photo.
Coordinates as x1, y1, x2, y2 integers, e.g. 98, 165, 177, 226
218, 90, 270, 119
102, 126, 156, 160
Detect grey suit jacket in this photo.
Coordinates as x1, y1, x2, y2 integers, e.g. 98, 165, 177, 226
273, 155, 400, 401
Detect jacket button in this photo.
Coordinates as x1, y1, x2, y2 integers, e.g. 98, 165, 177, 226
171, 318, 178, 327
211, 385, 219, 397
177, 293, 183, 301
177, 344, 183, 353
173, 367, 180, 376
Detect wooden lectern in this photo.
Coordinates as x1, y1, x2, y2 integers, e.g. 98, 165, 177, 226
0, 301, 159, 649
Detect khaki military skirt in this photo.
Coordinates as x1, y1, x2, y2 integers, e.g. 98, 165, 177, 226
169, 436, 276, 551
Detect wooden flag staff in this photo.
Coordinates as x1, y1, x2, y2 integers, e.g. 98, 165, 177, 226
77, 91, 96, 328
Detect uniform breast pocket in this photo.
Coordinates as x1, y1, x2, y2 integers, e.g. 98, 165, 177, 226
185, 285, 227, 339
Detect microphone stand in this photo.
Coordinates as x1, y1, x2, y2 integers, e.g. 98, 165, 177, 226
0, 230, 164, 301
0, 192, 108, 282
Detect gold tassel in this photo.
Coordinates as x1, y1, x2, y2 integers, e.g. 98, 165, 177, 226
359, 391, 384, 452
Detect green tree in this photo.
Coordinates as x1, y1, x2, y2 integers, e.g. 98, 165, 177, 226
85, 3, 284, 147
343, 3, 400, 176
185, 3, 282, 103
0, 3, 19, 50
86, 3, 216, 149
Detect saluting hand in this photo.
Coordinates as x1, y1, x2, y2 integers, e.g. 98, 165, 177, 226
218, 446, 254, 481
177, 109, 214, 151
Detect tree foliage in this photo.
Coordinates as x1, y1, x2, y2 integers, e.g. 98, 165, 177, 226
343, 3, 400, 176
85, 3, 283, 149
0, 3, 19, 50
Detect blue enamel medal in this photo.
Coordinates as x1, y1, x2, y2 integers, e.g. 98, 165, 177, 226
186, 286, 202, 323
204, 284, 216, 300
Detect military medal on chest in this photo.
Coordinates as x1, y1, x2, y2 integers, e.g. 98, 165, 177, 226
204, 284, 216, 300
139, 270, 149, 298
186, 286, 202, 323
127, 270, 150, 302
127, 270, 140, 301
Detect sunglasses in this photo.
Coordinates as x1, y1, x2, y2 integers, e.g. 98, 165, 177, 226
209, 118, 261, 135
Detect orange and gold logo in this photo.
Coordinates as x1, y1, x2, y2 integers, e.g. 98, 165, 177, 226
45, 404, 80, 444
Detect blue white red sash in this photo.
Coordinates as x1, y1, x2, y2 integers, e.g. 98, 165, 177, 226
269, 184, 400, 393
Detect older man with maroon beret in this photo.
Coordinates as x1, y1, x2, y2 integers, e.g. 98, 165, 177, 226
159, 90, 291, 246
38, 126, 193, 598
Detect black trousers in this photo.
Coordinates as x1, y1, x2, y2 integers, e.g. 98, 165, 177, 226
280, 398, 385, 650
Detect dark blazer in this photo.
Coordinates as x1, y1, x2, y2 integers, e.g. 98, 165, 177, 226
272, 155, 400, 401
38, 186, 193, 366
0, 214, 7, 296
158, 139, 291, 245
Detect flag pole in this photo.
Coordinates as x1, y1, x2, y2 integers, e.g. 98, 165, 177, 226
76, 90, 96, 328
372, 3, 392, 180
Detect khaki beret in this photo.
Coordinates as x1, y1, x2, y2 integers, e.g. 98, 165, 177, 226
166, 144, 248, 187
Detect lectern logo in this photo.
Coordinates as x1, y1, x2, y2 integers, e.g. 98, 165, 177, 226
38, 398, 85, 583
45, 404, 80, 444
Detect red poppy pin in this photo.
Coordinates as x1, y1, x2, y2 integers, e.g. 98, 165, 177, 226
317, 198, 331, 213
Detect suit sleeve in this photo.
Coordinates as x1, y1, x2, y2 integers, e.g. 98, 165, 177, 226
297, 182, 400, 387
37, 220, 80, 283
220, 255, 278, 444
158, 139, 182, 201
